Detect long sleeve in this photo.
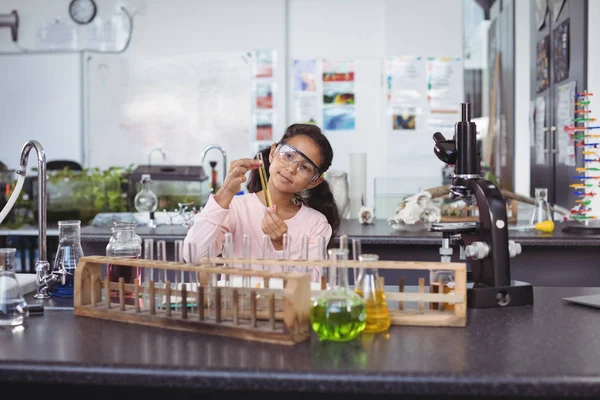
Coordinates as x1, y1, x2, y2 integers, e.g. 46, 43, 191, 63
182, 194, 231, 263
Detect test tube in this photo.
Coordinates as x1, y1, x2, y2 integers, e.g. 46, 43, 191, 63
262, 234, 271, 270
143, 238, 154, 311
157, 240, 167, 310
339, 234, 349, 251
242, 234, 251, 289
257, 152, 272, 207
318, 235, 328, 287
223, 232, 233, 286
352, 238, 362, 286
300, 235, 309, 274
174, 240, 184, 310
187, 242, 197, 313
282, 233, 291, 272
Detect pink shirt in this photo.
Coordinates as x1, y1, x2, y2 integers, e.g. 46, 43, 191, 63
183, 193, 332, 280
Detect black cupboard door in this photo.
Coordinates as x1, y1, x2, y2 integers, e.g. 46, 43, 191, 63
530, 0, 555, 204
551, 0, 587, 210
530, 0, 587, 208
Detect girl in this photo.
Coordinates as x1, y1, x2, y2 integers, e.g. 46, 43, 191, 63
183, 124, 340, 280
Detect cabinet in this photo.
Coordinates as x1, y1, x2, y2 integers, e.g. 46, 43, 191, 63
530, 0, 588, 208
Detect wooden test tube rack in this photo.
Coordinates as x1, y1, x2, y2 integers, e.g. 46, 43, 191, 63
73, 256, 467, 346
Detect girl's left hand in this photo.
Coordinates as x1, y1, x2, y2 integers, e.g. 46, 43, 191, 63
261, 205, 288, 251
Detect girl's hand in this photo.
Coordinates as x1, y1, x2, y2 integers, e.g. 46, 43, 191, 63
261, 205, 288, 251
214, 158, 262, 208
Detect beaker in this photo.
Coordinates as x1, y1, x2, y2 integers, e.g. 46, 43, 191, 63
354, 254, 390, 333
49, 220, 84, 298
310, 248, 366, 342
530, 188, 553, 225
0, 270, 28, 326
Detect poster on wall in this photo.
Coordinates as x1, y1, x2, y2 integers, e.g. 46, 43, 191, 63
322, 60, 355, 131
552, 18, 570, 84
254, 49, 275, 78
536, 35, 550, 92
252, 49, 276, 141
425, 57, 462, 134
386, 56, 425, 131
535, 95, 547, 165
293, 59, 317, 92
292, 59, 319, 125
255, 82, 273, 109
556, 81, 576, 166
255, 111, 274, 141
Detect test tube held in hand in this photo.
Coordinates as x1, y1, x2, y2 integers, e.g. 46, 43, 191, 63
257, 152, 272, 207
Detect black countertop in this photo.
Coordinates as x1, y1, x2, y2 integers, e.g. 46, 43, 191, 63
80, 219, 600, 247
4, 287, 600, 398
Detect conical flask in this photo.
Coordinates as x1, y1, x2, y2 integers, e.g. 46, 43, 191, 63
310, 248, 366, 342
49, 220, 84, 298
354, 254, 390, 333
529, 188, 553, 226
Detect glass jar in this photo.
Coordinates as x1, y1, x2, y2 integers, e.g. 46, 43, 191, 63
106, 223, 142, 305
429, 269, 455, 311
354, 254, 390, 333
310, 248, 366, 342
109, 222, 142, 245
49, 220, 84, 298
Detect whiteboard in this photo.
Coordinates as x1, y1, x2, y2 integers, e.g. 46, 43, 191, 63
0, 53, 82, 171
86, 52, 253, 170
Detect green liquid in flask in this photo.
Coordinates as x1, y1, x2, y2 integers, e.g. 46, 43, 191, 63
310, 297, 366, 342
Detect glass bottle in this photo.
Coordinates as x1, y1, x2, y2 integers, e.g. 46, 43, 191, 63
310, 248, 366, 342
530, 187, 553, 226
49, 220, 84, 298
354, 254, 390, 333
0, 270, 28, 326
110, 222, 142, 246
429, 269, 455, 311
134, 174, 158, 227
106, 223, 142, 305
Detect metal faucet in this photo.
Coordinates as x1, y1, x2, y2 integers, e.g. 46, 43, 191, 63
201, 145, 227, 179
18, 140, 55, 299
148, 147, 166, 167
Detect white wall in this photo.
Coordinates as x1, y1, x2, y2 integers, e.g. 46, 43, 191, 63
0, 0, 463, 216
288, 0, 463, 212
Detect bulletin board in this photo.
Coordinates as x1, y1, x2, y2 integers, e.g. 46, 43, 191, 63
86, 52, 253, 170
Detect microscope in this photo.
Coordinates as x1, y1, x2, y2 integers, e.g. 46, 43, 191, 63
431, 103, 533, 309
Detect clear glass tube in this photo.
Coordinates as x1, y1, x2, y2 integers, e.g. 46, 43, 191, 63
300, 235, 309, 273
282, 233, 291, 272
242, 234, 251, 289
318, 235, 328, 285
351, 238, 361, 287
262, 234, 271, 270
339, 234, 348, 251
143, 238, 154, 311
223, 232, 233, 286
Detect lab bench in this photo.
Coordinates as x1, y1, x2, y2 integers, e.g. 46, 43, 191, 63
78, 219, 600, 287
3, 286, 600, 399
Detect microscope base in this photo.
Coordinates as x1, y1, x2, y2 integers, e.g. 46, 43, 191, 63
467, 280, 534, 309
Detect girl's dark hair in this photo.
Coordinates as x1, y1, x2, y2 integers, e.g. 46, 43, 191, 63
247, 123, 341, 239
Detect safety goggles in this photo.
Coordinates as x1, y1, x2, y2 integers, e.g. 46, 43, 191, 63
274, 143, 321, 182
